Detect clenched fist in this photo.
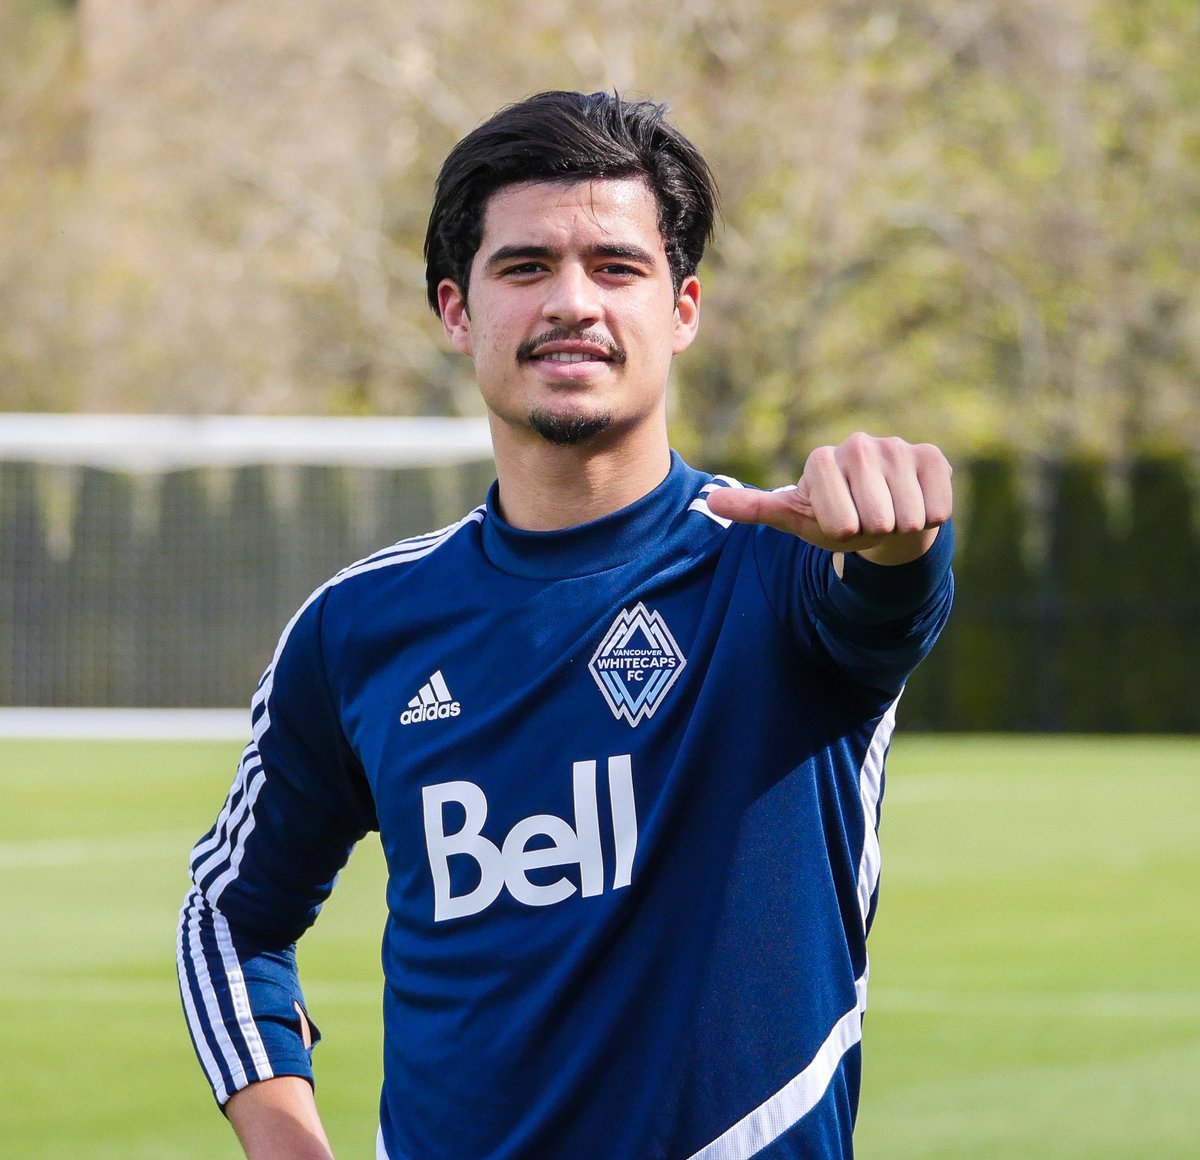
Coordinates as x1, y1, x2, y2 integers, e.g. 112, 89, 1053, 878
705, 433, 953, 566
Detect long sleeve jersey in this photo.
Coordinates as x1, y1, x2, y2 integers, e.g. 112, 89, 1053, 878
177, 452, 954, 1160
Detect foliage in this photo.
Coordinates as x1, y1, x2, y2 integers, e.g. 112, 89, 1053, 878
2, 1, 1200, 467
1048, 457, 1123, 731
943, 456, 1041, 730
1115, 454, 1200, 730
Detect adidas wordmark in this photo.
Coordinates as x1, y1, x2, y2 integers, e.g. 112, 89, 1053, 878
401, 670, 462, 725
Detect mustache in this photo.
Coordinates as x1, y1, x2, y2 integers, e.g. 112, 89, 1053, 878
515, 327, 627, 365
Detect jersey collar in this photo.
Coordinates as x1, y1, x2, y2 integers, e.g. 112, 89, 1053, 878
480, 451, 710, 579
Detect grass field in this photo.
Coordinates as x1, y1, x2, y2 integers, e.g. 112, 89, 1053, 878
1, 734, 1197, 1158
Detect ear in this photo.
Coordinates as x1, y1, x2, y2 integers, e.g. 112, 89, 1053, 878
672, 275, 701, 355
437, 280, 473, 357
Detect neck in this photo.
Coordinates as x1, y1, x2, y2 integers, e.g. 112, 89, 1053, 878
488, 419, 672, 531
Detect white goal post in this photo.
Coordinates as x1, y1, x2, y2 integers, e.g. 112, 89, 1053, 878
0, 413, 497, 717
0, 413, 494, 471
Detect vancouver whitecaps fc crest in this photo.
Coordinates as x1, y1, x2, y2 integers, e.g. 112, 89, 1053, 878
588, 603, 687, 727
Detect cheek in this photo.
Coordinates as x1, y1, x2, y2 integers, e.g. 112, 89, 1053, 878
476, 326, 511, 367
473, 304, 522, 357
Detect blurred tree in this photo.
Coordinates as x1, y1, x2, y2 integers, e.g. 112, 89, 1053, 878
0, 0, 86, 411
945, 455, 1041, 730
1115, 454, 1200, 731
0, 0, 1197, 467
1046, 457, 1124, 731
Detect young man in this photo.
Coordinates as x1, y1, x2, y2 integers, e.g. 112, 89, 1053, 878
178, 91, 954, 1160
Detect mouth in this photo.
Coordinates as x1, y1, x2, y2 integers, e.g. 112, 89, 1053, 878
537, 351, 608, 364
517, 329, 626, 367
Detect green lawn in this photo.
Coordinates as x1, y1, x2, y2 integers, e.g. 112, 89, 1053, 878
1, 735, 1196, 1158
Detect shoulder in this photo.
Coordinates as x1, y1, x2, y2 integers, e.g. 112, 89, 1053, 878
275, 507, 487, 652
324, 506, 486, 598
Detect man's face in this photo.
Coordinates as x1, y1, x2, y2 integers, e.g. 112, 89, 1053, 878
438, 177, 700, 448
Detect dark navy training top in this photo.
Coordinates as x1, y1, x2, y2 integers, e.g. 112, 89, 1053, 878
178, 452, 954, 1160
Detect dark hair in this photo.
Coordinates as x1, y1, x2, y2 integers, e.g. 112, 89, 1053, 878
423, 91, 718, 312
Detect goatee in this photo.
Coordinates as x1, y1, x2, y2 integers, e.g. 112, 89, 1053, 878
528, 410, 614, 446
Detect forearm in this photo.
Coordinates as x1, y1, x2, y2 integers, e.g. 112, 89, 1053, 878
813, 519, 955, 693
226, 1076, 335, 1160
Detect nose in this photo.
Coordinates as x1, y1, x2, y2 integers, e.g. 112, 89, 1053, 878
541, 263, 602, 329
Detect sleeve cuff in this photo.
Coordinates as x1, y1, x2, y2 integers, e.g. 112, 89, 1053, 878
830, 519, 955, 625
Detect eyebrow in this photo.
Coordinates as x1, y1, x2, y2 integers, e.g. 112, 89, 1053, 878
483, 242, 659, 269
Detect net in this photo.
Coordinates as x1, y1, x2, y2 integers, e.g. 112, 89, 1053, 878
0, 415, 495, 708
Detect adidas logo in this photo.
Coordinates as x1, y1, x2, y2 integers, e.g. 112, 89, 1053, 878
401, 670, 462, 725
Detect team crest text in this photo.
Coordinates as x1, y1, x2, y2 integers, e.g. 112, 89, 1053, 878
588, 603, 687, 726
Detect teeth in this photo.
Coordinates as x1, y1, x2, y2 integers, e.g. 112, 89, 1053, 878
543, 352, 597, 363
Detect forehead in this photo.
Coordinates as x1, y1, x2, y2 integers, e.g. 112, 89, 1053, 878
477, 177, 665, 254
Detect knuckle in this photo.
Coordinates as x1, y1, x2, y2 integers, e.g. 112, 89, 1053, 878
839, 431, 875, 464
916, 442, 952, 471
825, 515, 863, 540
806, 444, 838, 472
860, 515, 894, 537
927, 499, 953, 524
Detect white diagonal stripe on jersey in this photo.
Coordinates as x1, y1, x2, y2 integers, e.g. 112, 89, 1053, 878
188, 744, 259, 864
429, 670, 452, 702
345, 510, 486, 566
688, 476, 743, 528
856, 698, 898, 936
179, 888, 250, 1104
418, 683, 437, 706
327, 509, 487, 578
177, 890, 234, 1104
190, 751, 264, 882
685, 978, 866, 1160
214, 905, 274, 1083
193, 763, 267, 899
687, 499, 732, 527
206, 768, 266, 903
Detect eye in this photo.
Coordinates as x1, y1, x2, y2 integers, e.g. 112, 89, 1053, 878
500, 262, 546, 278
596, 263, 643, 280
